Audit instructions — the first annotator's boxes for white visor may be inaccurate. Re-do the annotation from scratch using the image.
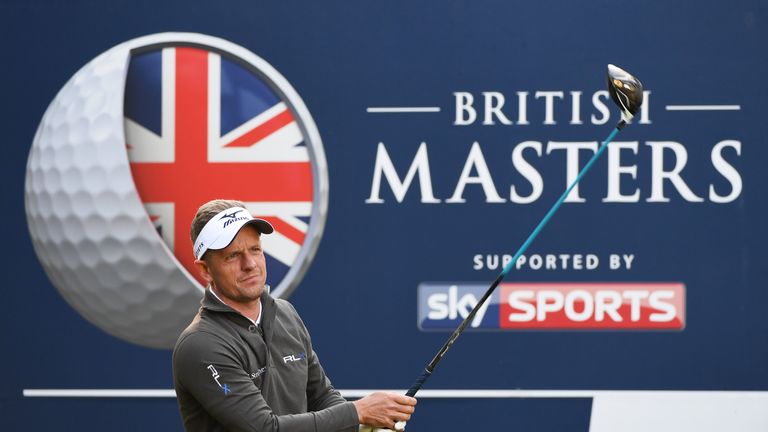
[193,207,274,260]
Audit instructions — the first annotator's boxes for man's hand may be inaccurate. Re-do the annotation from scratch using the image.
[359,423,406,432]
[353,391,416,430]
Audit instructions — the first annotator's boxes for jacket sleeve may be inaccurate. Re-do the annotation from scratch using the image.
[285,303,359,430]
[173,330,359,432]
[305,348,349,411]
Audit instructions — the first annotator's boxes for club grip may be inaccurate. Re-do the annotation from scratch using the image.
[405,369,432,397]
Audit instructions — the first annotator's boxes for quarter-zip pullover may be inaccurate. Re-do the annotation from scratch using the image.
[173,289,359,431]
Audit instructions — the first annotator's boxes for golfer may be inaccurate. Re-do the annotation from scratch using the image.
[173,199,416,431]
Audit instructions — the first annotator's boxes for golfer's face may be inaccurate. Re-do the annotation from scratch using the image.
[207,225,267,304]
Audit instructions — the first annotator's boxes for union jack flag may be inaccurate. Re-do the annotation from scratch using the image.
[124,46,314,289]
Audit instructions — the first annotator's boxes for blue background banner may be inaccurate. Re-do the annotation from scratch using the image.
[2,1,766,430]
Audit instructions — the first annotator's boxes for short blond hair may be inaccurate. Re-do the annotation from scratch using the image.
[190,199,246,245]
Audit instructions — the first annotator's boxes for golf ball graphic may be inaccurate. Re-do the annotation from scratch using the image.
[24,33,328,349]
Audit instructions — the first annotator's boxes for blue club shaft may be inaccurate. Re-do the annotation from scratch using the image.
[405,120,626,398]
[500,123,624,278]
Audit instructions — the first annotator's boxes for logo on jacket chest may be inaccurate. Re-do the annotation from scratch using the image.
[282,352,306,364]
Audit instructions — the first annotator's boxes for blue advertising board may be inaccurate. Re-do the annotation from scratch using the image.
[2,1,766,431]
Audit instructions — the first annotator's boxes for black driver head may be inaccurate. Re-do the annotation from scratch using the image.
[607,64,644,121]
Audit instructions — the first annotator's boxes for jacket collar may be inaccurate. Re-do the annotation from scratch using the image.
[202,287,277,338]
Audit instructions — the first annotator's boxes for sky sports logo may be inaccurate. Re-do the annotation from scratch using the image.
[418,283,685,330]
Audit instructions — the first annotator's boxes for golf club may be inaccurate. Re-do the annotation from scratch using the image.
[403,64,645,399]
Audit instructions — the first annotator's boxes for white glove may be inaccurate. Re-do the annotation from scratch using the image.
[359,421,406,432]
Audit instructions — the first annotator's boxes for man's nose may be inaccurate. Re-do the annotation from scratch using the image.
[242,253,257,270]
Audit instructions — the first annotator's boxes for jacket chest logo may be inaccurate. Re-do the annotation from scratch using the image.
[282,352,306,364]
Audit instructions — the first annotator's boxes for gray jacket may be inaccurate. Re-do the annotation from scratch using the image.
[173,289,359,432]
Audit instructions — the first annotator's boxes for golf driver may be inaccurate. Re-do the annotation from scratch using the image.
[403,64,645,401]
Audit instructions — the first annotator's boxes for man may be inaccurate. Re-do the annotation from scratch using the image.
[173,199,416,431]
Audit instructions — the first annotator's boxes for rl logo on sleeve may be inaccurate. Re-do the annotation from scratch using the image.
[207,364,231,395]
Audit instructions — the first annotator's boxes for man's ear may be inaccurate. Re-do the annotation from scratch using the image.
[194,258,214,284]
